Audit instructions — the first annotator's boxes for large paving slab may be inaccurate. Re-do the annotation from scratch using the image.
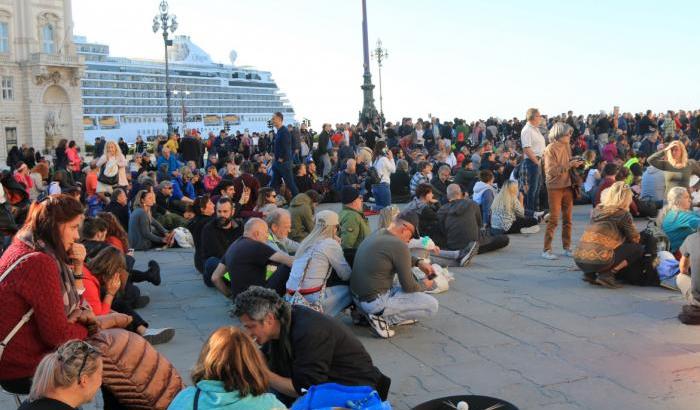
[3,204,699,409]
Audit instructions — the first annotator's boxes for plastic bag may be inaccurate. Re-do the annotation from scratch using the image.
[291,383,391,410]
[173,227,194,248]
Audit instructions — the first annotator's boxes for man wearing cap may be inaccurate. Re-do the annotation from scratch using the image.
[339,186,370,266]
[350,210,439,338]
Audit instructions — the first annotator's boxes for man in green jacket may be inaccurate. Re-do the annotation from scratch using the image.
[339,186,370,267]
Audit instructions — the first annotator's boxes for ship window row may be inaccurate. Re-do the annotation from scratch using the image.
[81,89,280,100]
[83,107,292,115]
[81,80,276,96]
[83,98,285,108]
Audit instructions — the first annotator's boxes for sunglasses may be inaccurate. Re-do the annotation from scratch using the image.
[58,341,99,381]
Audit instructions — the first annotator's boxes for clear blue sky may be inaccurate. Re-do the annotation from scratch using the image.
[73,0,699,126]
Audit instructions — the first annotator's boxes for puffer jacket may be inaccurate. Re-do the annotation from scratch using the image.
[289,193,314,242]
[436,198,481,250]
[89,328,184,410]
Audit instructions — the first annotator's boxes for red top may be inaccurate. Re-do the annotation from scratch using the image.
[13,172,33,194]
[82,266,110,316]
[85,171,98,196]
[0,241,88,380]
[106,235,126,253]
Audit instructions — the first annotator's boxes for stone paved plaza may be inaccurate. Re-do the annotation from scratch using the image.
[3,204,700,409]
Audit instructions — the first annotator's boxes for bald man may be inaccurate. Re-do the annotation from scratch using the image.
[212,218,294,298]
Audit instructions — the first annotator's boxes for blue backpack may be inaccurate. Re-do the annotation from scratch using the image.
[291,383,391,410]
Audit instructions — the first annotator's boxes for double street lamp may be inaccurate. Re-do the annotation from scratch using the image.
[371,39,388,132]
[152,0,178,136]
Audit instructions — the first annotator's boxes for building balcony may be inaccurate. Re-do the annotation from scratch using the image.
[26,52,84,68]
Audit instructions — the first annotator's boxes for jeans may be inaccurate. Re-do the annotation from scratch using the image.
[372,182,391,210]
[410,248,461,267]
[271,160,299,196]
[290,285,352,317]
[522,158,541,217]
[544,187,574,252]
[677,274,700,306]
[355,285,438,325]
[320,153,332,178]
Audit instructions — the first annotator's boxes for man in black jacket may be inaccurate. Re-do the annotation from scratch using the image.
[201,197,244,287]
[314,123,332,178]
[234,286,391,405]
[179,131,202,167]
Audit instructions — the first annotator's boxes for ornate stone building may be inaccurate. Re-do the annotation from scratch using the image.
[0,0,84,163]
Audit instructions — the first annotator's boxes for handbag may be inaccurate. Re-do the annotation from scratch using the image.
[98,161,119,186]
[287,257,332,313]
[0,252,40,361]
[569,167,583,200]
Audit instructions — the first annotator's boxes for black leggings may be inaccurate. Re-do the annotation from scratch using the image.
[506,216,539,233]
[577,243,644,274]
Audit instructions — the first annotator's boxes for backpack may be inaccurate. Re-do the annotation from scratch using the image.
[641,220,670,254]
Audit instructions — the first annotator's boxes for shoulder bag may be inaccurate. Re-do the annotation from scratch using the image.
[287,256,332,313]
[0,252,40,361]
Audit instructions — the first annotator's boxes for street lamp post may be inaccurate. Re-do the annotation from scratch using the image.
[152,0,178,136]
[173,89,190,135]
[359,0,378,126]
[371,39,388,133]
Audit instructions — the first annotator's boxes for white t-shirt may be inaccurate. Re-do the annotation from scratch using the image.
[373,156,396,184]
[583,168,601,192]
[521,122,546,157]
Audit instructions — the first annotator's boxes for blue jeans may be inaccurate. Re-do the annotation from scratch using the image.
[354,285,439,326]
[372,182,391,210]
[271,160,299,196]
[286,285,352,317]
[522,158,541,217]
[203,256,221,288]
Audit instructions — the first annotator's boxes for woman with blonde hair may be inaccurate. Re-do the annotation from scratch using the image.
[285,210,352,317]
[648,140,700,194]
[491,180,540,234]
[95,140,128,203]
[167,326,285,410]
[573,182,643,288]
[22,340,103,409]
[657,186,700,253]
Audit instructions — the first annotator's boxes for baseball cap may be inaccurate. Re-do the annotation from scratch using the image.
[316,210,339,226]
[397,210,421,239]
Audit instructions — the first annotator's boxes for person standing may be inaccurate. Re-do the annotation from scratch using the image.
[315,123,333,178]
[542,122,583,260]
[270,112,299,196]
[520,108,547,218]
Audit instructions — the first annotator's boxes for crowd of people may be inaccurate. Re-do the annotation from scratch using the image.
[2,107,700,409]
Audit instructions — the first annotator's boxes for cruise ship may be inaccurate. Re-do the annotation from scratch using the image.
[74,35,295,143]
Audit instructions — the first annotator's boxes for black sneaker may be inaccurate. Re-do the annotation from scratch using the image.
[595,272,622,289]
[147,260,161,286]
[351,308,369,327]
[132,295,150,309]
[142,328,175,345]
[366,314,395,338]
[582,272,598,285]
[458,241,479,267]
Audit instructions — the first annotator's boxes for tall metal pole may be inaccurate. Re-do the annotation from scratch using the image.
[359,0,377,126]
[372,39,388,132]
[153,0,177,136]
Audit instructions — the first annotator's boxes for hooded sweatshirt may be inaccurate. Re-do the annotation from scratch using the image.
[167,380,285,410]
[472,181,496,205]
[289,193,314,242]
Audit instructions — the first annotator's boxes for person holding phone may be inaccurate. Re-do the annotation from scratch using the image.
[370,141,395,210]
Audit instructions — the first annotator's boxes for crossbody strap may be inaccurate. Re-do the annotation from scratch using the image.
[0,252,40,351]
[193,387,201,410]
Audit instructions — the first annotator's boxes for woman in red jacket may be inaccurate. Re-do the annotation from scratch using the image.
[0,195,96,394]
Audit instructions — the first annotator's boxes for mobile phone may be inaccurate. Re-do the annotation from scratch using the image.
[127,248,134,254]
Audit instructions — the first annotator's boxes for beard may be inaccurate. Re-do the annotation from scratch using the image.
[216,216,232,228]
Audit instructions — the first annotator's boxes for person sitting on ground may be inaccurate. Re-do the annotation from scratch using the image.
[266,208,299,255]
[254,187,278,217]
[389,159,411,203]
[437,183,509,254]
[156,146,181,178]
[170,167,196,204]
[582,159,606,204]
[233,287,391,405]
[472,169,498,227]
[339,186,370,266]
[233,161,262,218]
[574,182,643,288]
[202,197,245,287]
[648,140,700,195]
[430,165,452,204]
[19,340,102,410]
[350,210,439,338]
[289,190,321,242]
[658,186,700,253]
[593,163,620,207]
[285,210,352,317]
[677,229,700,308]
[491,180,541,234]
[104,188,130,232]
[128,189,175,251]
[211,218,294,299]
[409,161,433,197]
[294,163,313,194]
[167,326,286,410]
[203,164,222,194]
[453,158,479,195]
[403,183,442,240]
[84,246,175,345]
[187,195,216,274]
[153,181,188,229]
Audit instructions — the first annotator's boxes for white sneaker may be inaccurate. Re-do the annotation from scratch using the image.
[366,314,395,338]
[563,249,574,257]
[541,250,558,260]
[520,225,540,234]
[143,327,175,345]
[395,319,417,326]
[533,211,545,219]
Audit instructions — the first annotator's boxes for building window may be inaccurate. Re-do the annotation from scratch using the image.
[42,24,54,53]
[0,22,8,53]
[5,127,17,152]
[1,76,13,100]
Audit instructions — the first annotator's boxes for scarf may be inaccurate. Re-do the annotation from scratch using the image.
[17,230,82,316]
